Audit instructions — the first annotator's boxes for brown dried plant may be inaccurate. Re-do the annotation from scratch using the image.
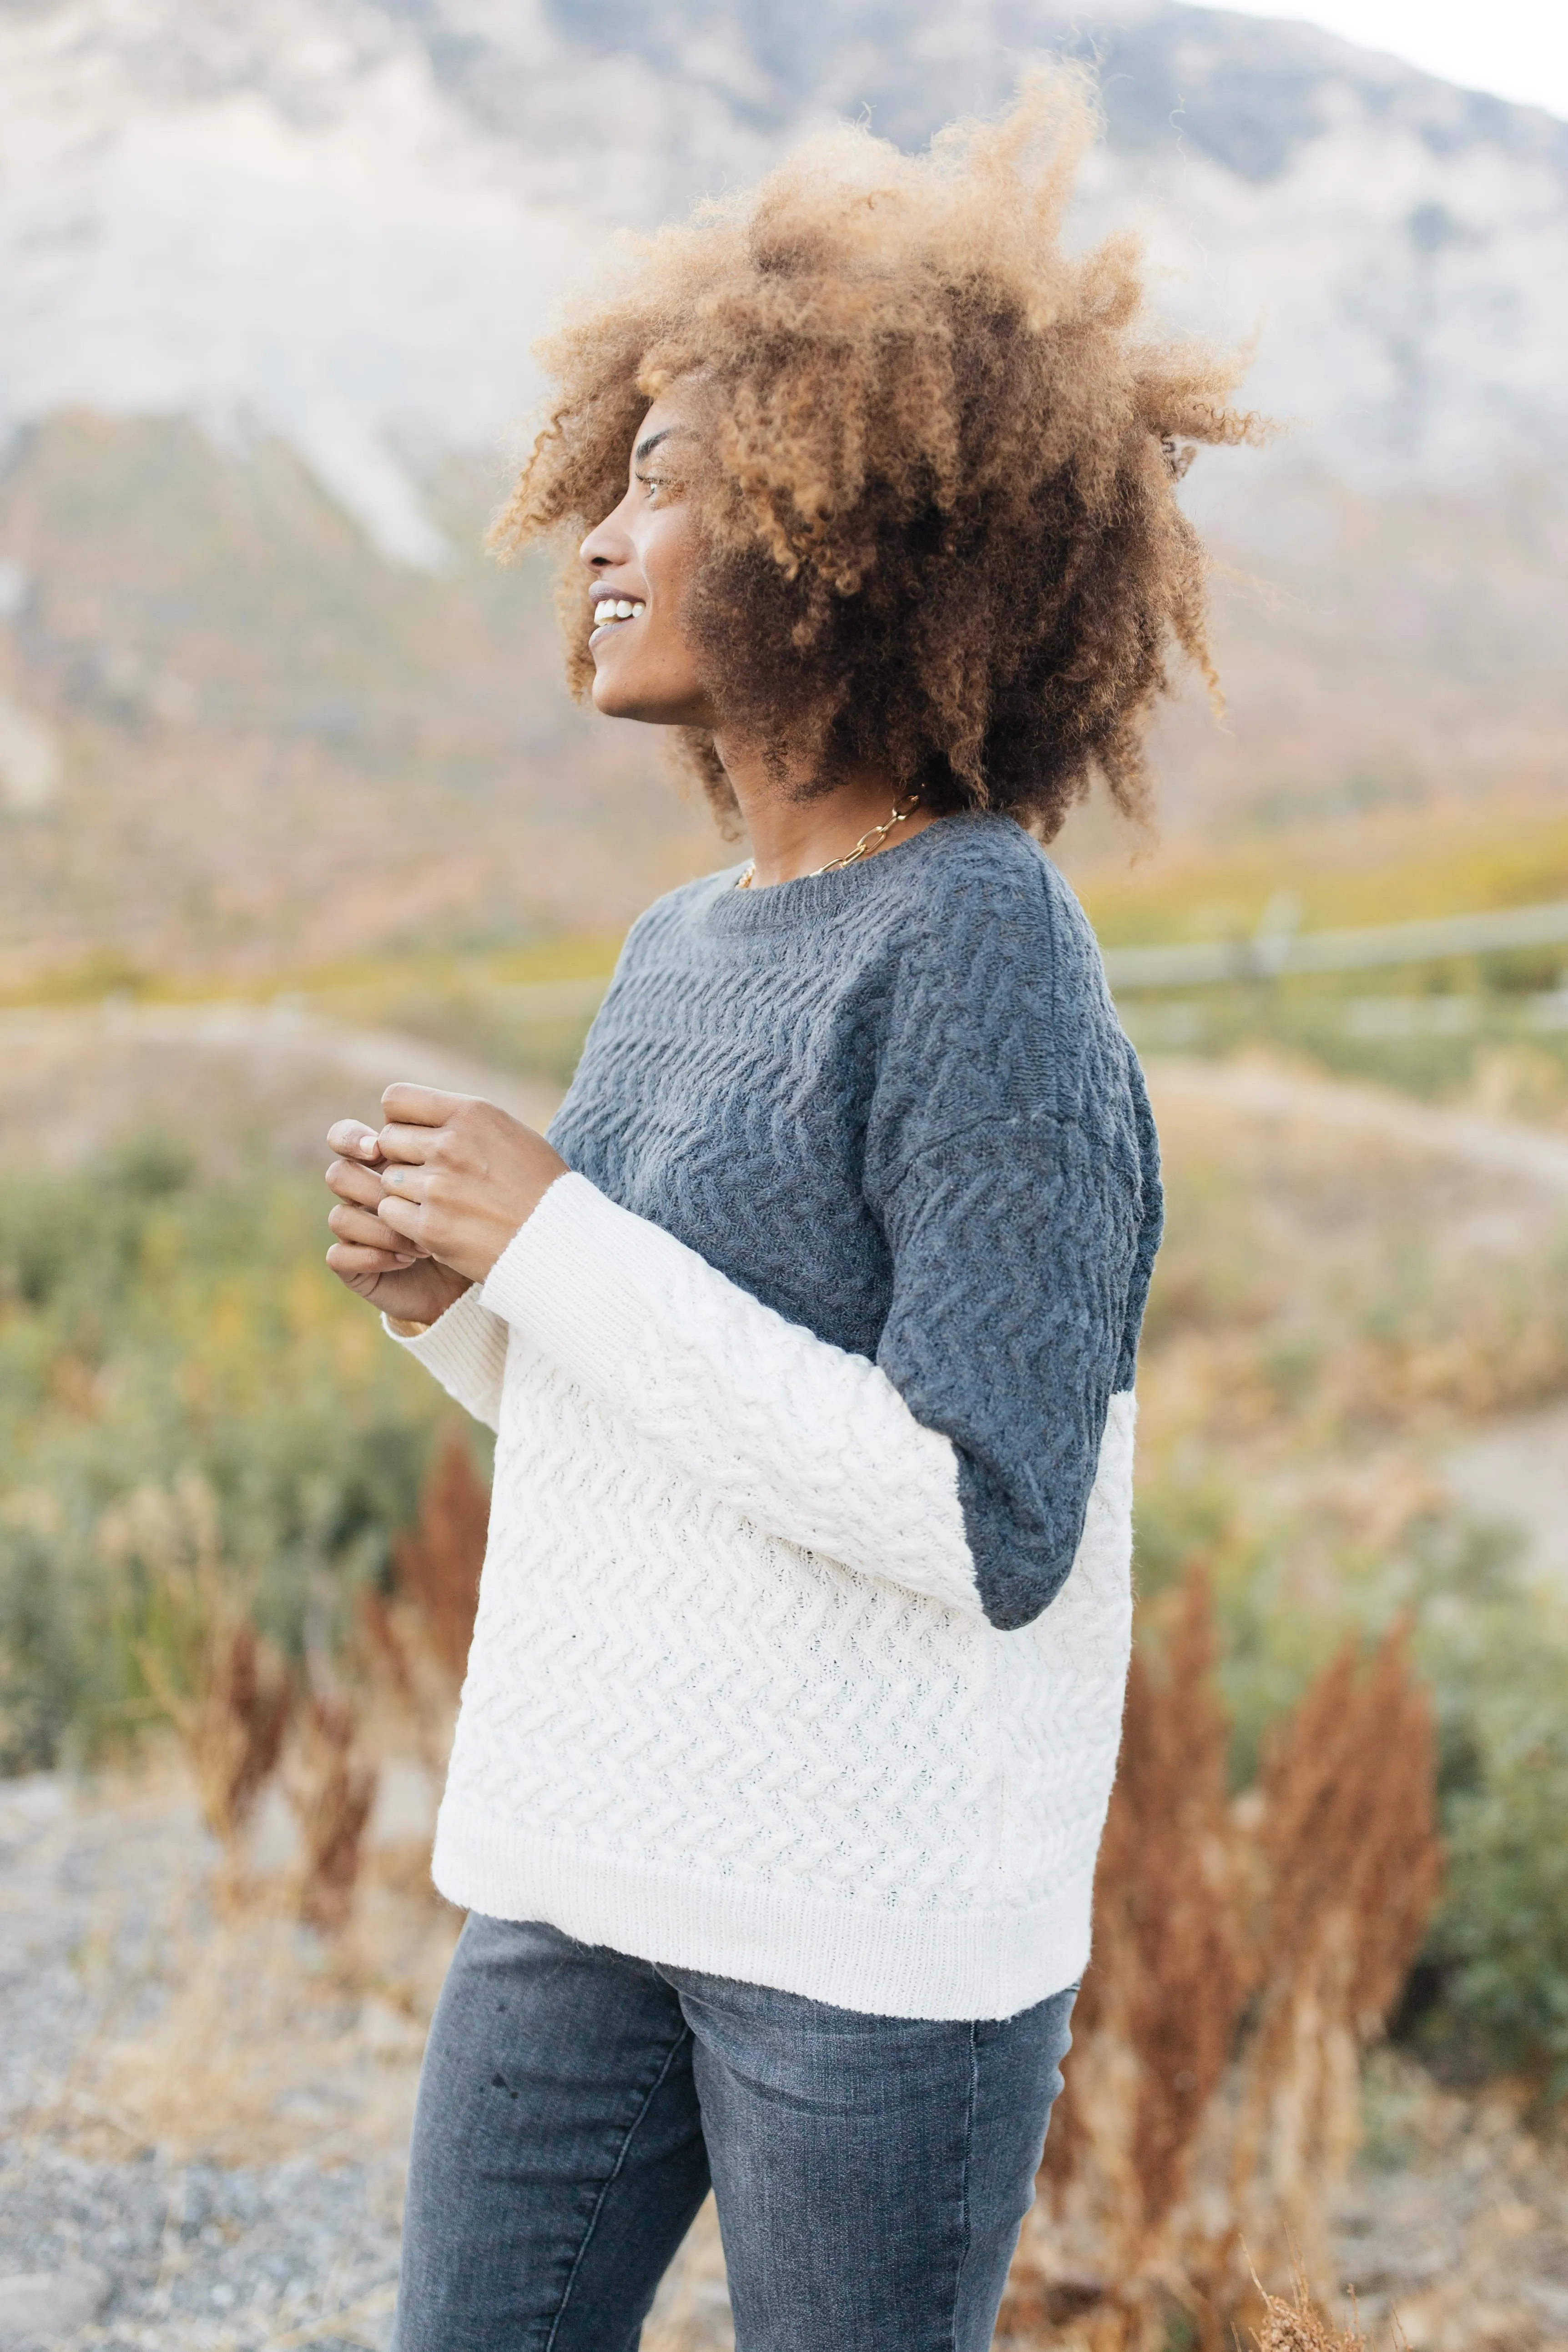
[1229,1626,1443,2286]
[144,1616,293,1903]
[356,1585,419,1713]
[395,1429,490,1682]
[1250,2259,1408,2352]
[285,1692,379,1935]
[122,1476,292,1903]
[1006,1565,1251,2348]
[358,1430,489,1769]
[1001,1587,1441,2352]
[385,1429,489,1682]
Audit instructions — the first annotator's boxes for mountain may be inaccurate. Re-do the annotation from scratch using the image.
[0,0,1565,971]
[0,415,719,968]
[6,0,1565,552]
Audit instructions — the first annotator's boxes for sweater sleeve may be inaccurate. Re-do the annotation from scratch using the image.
[383,1284,510,1434]
[481,1174,983,1618]
[870,1083,1150,1629]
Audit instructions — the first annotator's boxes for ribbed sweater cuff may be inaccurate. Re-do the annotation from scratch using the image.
[382,1282,508,1429]
[480,1172,661,1398]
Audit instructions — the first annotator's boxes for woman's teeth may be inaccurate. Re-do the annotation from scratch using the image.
[593,598,645,626]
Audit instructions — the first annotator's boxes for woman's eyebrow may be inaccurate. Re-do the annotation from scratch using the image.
[634,426,687,462]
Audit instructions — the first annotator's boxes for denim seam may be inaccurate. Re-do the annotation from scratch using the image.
[947,2021,981,2352]
[542,2024,694,2352]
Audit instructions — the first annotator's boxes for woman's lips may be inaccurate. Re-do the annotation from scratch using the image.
[590,594,646,649]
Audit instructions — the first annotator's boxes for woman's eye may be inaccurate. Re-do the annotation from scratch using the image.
[636,471,665,503]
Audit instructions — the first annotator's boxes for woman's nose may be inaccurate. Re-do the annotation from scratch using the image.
[579,504,634,570]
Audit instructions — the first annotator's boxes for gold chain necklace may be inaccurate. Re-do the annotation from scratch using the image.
[736,797,920,891]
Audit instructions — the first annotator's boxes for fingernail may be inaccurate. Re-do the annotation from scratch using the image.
[361,1135,379,1155]
[394,1254,415,1267]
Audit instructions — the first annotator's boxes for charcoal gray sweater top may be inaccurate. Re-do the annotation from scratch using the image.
[395,812,1162,2019]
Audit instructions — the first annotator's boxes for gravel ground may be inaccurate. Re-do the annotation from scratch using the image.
[0,1774,409,2352]
[0,2144,402,2352]
[0,1770,727,2352]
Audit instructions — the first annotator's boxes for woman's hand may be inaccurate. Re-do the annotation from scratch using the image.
[330,1083,569,1296]
[325,1122,473,1327]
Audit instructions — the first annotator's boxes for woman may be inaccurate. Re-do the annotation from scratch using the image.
[324,74,1253,2352]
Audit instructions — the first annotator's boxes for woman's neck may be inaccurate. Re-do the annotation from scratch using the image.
[714,732,941,887]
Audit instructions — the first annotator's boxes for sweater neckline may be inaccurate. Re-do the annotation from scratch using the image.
[699,811,1018,934]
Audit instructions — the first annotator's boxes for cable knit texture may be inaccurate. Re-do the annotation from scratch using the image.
[393,814,1162,2019]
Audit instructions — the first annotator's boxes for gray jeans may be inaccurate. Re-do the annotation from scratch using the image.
[392,1913,1075,2352]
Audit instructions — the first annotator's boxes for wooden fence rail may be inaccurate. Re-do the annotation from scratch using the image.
[475,899,1568,1017]
[1101,897,1568,992]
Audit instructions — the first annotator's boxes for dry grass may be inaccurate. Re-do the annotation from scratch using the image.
[122,1476,294,1903]
[1250,2264,1406,2352]
[392,1428,489,1685]
[143,1617,291,1889]
[1067,797,1568,950]
[358,1427,490,1786]
[127,1440,483,1938]
[1129,1062,1568,1801]
[1035,1571,1248,2279]
[1139,1079,1568,1455]
[1230,1629,1442,2281]
[285,1693,378,1935]
[358,1428,489,1748]
[19,1765,457,2173]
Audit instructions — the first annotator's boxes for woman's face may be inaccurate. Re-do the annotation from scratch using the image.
[578,388,719,730]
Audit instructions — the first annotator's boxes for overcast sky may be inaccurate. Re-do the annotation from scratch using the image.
[1183,0,1568,120]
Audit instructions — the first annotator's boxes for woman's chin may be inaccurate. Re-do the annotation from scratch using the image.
[590,668,707,728]
[592,679,655,721]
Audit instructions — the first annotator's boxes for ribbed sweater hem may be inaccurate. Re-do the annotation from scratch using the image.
[431,1801,1090,2023]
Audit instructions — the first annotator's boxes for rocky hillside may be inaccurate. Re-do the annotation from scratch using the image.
[5,0,1564,549]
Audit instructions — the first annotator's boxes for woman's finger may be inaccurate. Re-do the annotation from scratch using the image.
[325,1157,386,1207]
[375,1122,442,1166]
[375,1194,425,1244]
[377,1161,430,1204]
[329,1202,423,1257]
[381,1083,470,1130]
[327,1119,384,1163]
[326,1239,416,1274]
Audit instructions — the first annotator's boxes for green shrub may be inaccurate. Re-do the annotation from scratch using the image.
[1417,1596,1568,2092]
[0,1142,474,1770]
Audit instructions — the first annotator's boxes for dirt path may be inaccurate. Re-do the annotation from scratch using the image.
[1145,1053,1568,1199]
[0,1001,561,1176]
[1146,1055,1568,1600]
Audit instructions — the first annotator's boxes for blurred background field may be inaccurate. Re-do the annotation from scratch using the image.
[4,0,1568,2346]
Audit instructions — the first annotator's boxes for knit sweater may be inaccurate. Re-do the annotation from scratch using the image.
[393,812,1162,2020]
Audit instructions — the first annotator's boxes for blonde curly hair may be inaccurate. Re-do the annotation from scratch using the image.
[491,70,1260,840]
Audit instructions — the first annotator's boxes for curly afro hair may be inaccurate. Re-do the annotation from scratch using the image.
[490,69,1261,841]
